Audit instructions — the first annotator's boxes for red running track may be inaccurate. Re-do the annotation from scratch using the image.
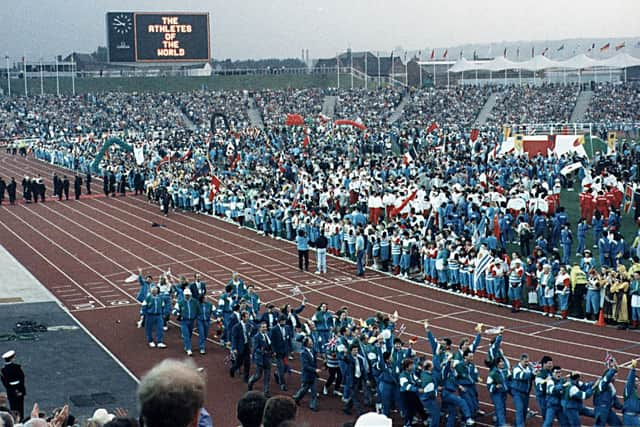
[0,153,638,426]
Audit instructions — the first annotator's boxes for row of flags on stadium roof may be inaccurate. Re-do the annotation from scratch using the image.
[419,41,640,61]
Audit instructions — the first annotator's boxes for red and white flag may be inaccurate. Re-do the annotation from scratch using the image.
[470,128,480,142]
[426,122,439,134]
[403,152,413,165]
[208,175,222,201]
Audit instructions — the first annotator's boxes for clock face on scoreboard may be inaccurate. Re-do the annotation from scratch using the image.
[111,13,133,34]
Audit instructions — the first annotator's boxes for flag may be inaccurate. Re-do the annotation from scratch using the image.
[607,131,617,150]
[557,44,565,51]
[230,153,241,170]
[493,213,500,239]
[600,43,610,52]
[208,175,222,201]
[459,50,463,59]
[516,47,520,59]
[623,185,634,214]
[530,361,542,371]
[503,125,511,141]
[615,42,625,51]
[325,335,337,349]
[604,351,616,367]
[473,50,477,60]
[542,47,549,56]
[430,49,434,60]
[470,128,480,142]
[403,152,413,165]
[426,122,439,133]
[503,47,507,58]
[588,43,596,52]
[531,46,535,57]
[178,149,192,162]
[443,49,448,59]
[390,190,418,218]
[473,252,493,290]
[133,145,145,166]
[302,134,310,148]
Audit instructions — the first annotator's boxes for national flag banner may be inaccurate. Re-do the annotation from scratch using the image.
[560,162,583,176]
[430,49,435,59]
[470,128,480,142]
[208,175,222,201]
[133,145,145,166]
[607,131,617,150]
[615,42,625,51]
[230,153,241,170]
[403,152,413,165]
[503,125,511,141]
[542,47,549,56]
[557,44,565,51]
[178,149,192,162]
[604,351,617,367]
[516,47,520,59]
[530,361,542,371]
[623,185,634,214]
[426,122,439,133]
[390,189,418,218]
[302,134,310,148]
[531,46,535,57]
[443,49,448,59]
[493,213,500,239]
[124,273,138,283]
[503,47,507,58]
[473,252,493,290]
[325,336,337,349]
[600,43,610,52]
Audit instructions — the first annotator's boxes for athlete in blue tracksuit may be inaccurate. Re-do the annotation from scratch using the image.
[139,286,166,347]
[374,351,397,417]
[511,354,534,427]
[441,358,475,427]
[623,360,640,427]
[577,219,589,255]
[487,358,510,427]
[419,359,441,427]
[562,373,594,427]
[197,298,214,354]
[593,366,623,427]
[542,366,569,427]
[534,356,554,419]
[560,225,573,266]
[173,288,201,355]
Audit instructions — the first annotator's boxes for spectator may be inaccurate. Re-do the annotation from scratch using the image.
[261,396,297,427]
[137,359,206,427]
[236,391,266,427]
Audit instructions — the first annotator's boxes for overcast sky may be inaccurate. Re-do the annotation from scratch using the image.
[2,0,639,60]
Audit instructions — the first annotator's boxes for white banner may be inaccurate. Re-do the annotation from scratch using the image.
[134,146,145,166]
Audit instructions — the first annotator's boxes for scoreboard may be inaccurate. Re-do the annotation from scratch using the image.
[107,12,210,63]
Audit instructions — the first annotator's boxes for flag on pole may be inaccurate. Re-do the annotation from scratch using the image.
[531,46,535,57]
[615,42,625,51]
[516,47,520,59]
[603,351,616,367]
[557,44,565,51]
[588,43,596,52]
[542,47,549,56]
[302,134,310,149]
[503,47,507,58]
[426,122,439,134]
[403,152,413,165]
[623,185,634,214]
[600,43,610,52]
[390,190,418,218]
[430,49,434,60]
[208,175,222,201]
[230,153,241,170]
[470,128,480,142]
[442,49,448,59]
[493,213,500,239]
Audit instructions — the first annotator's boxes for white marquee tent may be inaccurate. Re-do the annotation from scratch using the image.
[447,52,640,73]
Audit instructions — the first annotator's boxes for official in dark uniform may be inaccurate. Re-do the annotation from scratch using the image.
[102,173,109,197]
[118,174,126,197]
[7,178,17,205]
[52,173,60,198]
[85,171,92,194]
[293,336,320,411]
[1,350,25,421]
[61,176,70,200]
[0,177,6,205]
[108,171,116,197]
[74,174,82,200]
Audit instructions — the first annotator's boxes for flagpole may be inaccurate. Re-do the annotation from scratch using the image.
[39,56,44,95]
[23,54,27,96]
[4,55,10,97]
[404,55,408,87]
[55,56,60,96]
[377,51,380,88]
[364,51,368,90]
[419,62,423,88]
[336,53,340,89]
[350,49,353,89]
[71,55,76,95]
[433,63,436,87]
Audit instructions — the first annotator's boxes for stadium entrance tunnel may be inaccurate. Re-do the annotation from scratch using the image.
[91,136,133,174]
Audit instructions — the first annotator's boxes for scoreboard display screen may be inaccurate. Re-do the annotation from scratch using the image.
[107,12,210,63]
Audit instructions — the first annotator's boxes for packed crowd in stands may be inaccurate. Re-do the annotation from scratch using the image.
[487,84,580,126]
[2,83,640,426]
[584,82,640,124]
[334,88,404,127]
[401,86,491,127]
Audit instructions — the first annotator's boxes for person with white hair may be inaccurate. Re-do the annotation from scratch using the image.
[138,359,206,427]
